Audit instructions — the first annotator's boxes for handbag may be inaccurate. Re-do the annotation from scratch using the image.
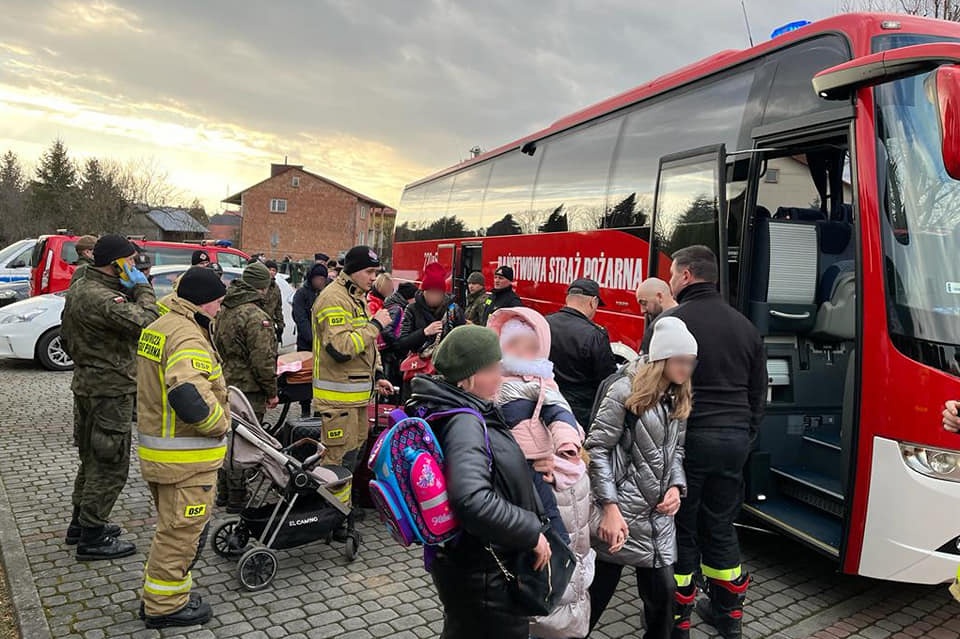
[487,526,577,617]
[400,351,436,381]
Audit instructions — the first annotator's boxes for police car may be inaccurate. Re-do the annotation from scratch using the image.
[0,266,297,371]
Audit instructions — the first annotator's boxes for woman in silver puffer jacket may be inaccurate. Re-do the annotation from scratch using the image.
[585,316,698,639]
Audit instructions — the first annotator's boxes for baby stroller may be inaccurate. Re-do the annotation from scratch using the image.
[211,387,360,591]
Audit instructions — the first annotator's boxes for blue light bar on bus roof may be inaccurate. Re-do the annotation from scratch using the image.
[771,20,810,39]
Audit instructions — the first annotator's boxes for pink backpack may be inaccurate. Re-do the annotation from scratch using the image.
[367,407,488,547]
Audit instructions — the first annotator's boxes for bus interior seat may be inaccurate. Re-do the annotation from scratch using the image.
[813,264,855,341]
[756,205,771,219]
[749,218,819,335]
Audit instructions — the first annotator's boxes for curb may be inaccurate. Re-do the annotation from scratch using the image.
[0,470,52,639]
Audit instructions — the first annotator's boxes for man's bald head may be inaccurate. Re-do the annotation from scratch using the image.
[636,277,676,319]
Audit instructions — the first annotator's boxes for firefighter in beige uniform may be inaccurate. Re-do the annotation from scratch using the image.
[136,267,229,629]
[312,245,393,470]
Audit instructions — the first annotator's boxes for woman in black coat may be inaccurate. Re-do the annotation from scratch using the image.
[396,262,465,357]
[407,325,552,639]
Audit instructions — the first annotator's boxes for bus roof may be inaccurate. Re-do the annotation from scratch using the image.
[405,12,952,190]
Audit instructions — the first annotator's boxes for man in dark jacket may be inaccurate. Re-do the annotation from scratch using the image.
[478,265,523,325]
[61,234,159,560]
[380,282,418,389]
[406,326,545,639]
[546,278,617,429]
[637,277,679,354]
[292,262,328,352]
[666,245,766,639]
[397,263,465,359]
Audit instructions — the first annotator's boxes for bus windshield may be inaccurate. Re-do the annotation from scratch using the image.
[876,34,960,347]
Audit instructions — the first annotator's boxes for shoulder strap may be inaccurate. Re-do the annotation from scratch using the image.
[425,407,493,472]
[531,379,547,423]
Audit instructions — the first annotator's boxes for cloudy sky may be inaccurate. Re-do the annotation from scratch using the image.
[0,0,844,211]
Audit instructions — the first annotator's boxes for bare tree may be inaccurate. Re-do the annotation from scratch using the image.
[121,157,182,206]
[840,0,960,20]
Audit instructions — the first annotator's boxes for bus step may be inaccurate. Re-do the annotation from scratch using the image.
[742,497,841,558]
[802,430,841,452]
[770,466,844,517]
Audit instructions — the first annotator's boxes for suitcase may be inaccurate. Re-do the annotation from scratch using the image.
[352,400,398,508]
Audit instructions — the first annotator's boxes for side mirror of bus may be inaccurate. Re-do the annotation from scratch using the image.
[927,65,960,181]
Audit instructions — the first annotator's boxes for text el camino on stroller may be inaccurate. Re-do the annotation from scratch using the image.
[211,387,360,590]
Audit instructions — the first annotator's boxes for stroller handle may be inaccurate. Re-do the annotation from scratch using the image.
[286,437,326,470]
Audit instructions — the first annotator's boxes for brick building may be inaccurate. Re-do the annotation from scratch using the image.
[224,163,396,262]
[206,210,242,246]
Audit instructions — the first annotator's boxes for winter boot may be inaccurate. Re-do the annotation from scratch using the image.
[65,507,122,545]
[75,526,136,561]
[144,595,212,629]
[696,574,750,639]
[140,593,202,620]
[671,583,697,639]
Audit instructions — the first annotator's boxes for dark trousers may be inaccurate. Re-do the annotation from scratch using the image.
[675,428,751,577]
[589,560,675,639]
[71,394,134,528]
[431,552,529,639]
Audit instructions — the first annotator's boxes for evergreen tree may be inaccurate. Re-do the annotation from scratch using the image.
[28,139,79,231]
[539,204,568,233]
[0,151,29,243]
[187,197,209,226]
[78,158,128,233]
[486,213,522,236]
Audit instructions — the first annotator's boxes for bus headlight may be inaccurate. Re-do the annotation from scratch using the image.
[901,443,960,482]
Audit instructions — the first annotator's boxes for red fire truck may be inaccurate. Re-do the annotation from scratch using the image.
[392,13,960,583]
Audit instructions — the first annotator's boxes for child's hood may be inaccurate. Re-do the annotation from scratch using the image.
[487,307,552,359]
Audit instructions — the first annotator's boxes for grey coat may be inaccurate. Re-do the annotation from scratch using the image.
[585,370,687,568]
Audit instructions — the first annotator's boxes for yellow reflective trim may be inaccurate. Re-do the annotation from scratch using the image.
[701,564,742,581]
[312,388,370,403]
[157,302,170,316]
[138,445,226,464]
[166,349,211,373]
[675,573,693,588]
[349,332,364,354]
[144,572,192,595]
[195,404,224,434]
[317,306,348,319]
[137,329,166,362]
[332,483,351,504]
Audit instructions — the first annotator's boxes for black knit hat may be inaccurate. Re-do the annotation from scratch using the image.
[494,265,515,282]
[343,245,381,274]
[93,234,136,267]
[433,325,502,384]
[191,250,210,265]
[314,252,329,263]
[178,266,227,305]
[397,282,419,300]
[264,259,278,270]
[307,263,329,281]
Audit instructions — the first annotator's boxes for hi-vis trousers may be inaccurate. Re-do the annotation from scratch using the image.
[142,470,216,616]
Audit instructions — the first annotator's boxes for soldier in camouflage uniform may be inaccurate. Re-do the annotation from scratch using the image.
[212,262,278,511]
[68,235,98,287]
[464,271,487,324]
[61,234,159,560]
[263,260,285,343]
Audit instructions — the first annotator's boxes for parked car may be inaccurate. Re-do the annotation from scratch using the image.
[0,281,30,308]
[0,265,296,371]
[0,239,36,283]
[30,235,249,296]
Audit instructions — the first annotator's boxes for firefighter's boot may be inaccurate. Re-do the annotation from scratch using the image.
[144,595,212,629]
[671,583,697,639]
[696,574,750,639]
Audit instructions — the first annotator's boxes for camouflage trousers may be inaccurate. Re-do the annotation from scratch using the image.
[71,393,134,528]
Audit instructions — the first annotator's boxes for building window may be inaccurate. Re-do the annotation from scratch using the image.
[764,168,780,184]
[357,231,364,244]
[270,198,287,213]
[291,176,300,187]
[368,229,375,245]
[359,204,367,219]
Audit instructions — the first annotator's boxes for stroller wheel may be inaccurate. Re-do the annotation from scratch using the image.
[344,532,360,562]
[211,520,249,558]
[238,547,278,591]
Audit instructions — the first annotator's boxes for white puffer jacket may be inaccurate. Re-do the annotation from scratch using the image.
[530,472,596,639]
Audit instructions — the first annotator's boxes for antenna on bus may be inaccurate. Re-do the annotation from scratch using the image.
[741,0,755,47]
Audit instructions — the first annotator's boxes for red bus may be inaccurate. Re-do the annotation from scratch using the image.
[393,13,960,583]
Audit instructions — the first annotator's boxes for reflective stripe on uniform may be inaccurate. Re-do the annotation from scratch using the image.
[139,434,226,450]
[195,403,224,434]
[701,564,742,581]
[138,445,226,464]
[144,572,192,596]
[166,349,212,374]
[675,573,693,588]
[349,332,364,354]
[312,378,371,403]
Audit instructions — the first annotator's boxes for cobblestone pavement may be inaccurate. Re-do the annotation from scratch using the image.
[0,359,956,639]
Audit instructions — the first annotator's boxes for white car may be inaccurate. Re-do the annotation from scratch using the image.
[0,239,36,283]
[0,265,297,372]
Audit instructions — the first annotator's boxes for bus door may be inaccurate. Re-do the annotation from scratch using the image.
[737,123,857,562]
[456,244,483,307]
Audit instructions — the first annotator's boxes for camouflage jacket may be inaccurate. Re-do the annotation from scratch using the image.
[213,280,278,398]
[464,289,487,324]
[68,256,95,287]
[61,267,159,397]
[264,279,284,333]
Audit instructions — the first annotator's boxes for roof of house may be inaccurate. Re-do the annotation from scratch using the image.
[223,165,389,208]
[145,208,208,234]
[208,213,242,227]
